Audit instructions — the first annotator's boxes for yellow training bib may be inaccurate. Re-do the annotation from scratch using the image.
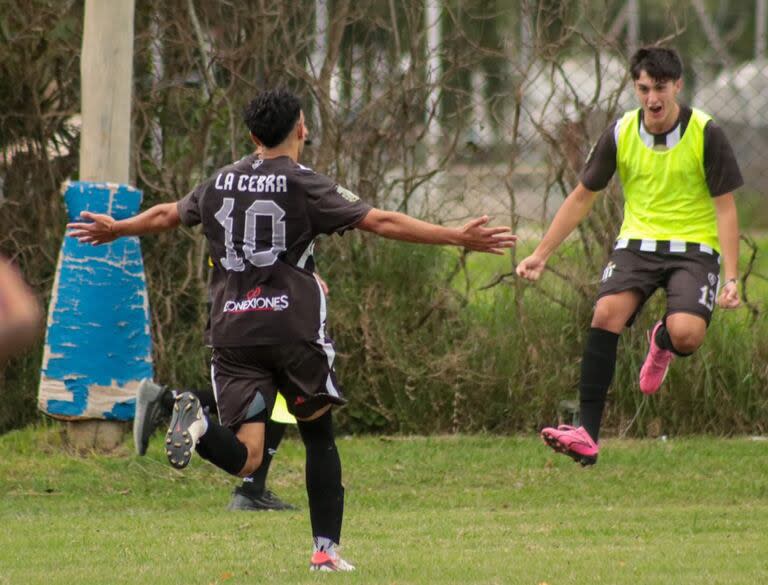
[271,392,296,424]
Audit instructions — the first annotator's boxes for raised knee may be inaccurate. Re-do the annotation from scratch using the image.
[669,330,704,354]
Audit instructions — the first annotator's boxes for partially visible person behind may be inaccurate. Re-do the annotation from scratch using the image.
[134,379,296,511]
[67,88,517,572]
[0,256,42,362]
[516,47,742,465]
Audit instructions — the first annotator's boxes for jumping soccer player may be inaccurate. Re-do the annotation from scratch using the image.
[67,88,517,571]
[516,47,742,465]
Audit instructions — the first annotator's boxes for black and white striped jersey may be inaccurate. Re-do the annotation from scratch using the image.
[581,106,743,197]
[178,154,371,346]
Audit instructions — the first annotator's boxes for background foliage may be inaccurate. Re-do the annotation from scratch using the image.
[1,0,766,435]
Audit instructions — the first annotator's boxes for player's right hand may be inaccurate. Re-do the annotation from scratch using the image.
[458,216,517,255]
[66,211,118,245]
[516,254,547,281]
[717,279,740,309]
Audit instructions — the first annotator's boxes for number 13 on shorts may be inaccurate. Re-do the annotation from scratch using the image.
[698,272,719,311]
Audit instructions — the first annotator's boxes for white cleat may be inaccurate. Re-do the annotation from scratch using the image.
[165,392,207,469]
[309,550,356,572]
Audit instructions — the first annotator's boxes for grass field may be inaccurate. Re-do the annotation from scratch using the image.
[1,427,768,585]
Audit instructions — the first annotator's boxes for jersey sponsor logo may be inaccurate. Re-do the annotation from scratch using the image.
[214,171,287,194]
[336,185,360,202]
[223,287,290,313]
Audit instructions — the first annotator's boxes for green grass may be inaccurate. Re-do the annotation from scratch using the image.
[2,427,768,584]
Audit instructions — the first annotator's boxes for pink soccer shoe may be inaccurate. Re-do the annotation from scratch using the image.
[541,425,599,466]
[639,321,675,395]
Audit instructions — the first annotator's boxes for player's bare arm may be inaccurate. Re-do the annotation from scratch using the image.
[516,182,598,281]
[356,208,517,255]
[66,202,181,245]
[0,257,42,361]
[713,193,740,308]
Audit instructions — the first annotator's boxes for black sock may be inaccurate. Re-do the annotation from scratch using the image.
[160,388,175,412]
[298,411,344,544]
[165,387,218,416]
[195,419,249,476]
[240,421,287,495]
[192,387,218,412]
[579,327,620,443]
[654,321,693,357]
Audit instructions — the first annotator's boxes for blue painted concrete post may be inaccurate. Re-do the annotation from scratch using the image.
[39,181,153,421]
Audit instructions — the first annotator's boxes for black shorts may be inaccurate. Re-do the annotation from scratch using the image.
[597,241,721,326]
[210,338,347,429]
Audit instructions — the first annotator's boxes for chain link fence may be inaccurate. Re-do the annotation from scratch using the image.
[1,0,766,434]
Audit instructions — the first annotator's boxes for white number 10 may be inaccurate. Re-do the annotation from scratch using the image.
[214,198,286,271]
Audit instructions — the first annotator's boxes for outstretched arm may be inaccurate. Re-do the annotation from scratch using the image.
[713,193,740,308]
[67,202,181,245]
[0,258,42,361]
[516,182,598,281]
[356,209,517,255]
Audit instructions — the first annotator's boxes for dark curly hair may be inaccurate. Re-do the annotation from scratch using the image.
[243,89,302,148]
[629,47,683,82]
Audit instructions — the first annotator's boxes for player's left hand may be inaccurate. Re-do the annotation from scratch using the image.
[717,279,740,309]
[66,211,118,245]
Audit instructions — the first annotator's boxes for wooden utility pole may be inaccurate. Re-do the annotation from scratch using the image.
[425,0,441,161]
[691,0,734,68]
[756,0,767,59]
[76,0,136,449]
[608,0,640,52]
[627,0,639,54]
[80,0,135,184]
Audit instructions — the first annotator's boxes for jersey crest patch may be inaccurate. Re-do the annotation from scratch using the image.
[337,185,360,202]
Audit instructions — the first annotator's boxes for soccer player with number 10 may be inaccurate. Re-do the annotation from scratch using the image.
[67,88,517,571]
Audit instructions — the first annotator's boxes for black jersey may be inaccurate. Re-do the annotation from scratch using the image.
[178,154,371,346]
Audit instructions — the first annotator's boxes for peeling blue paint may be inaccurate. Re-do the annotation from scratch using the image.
[40,181,153,421]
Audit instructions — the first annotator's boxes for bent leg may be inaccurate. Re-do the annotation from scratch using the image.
[240,420,287,493]
[196,419,264,477]
[662,251,719,355]
[581,290,643,442]
[665,312,707,355]
[297,408,344,548]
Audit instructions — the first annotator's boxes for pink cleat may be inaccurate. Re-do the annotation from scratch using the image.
[541,425,598,466]
[639,321,675,395]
